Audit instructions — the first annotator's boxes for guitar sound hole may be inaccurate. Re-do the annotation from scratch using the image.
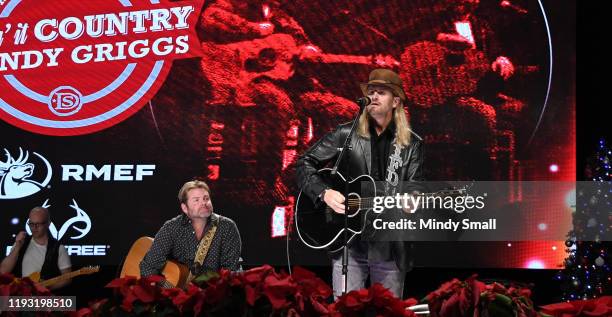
[258,48,278,63]
[243,48,278,73]
[446,52,466,66]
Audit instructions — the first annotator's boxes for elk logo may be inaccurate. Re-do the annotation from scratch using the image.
[26,199,91,240]
[0,148,52,199]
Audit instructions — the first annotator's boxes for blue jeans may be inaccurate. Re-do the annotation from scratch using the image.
[331,243,405,298]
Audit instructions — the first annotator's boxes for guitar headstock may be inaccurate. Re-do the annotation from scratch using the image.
[79,265,100,275]
[446,181,476,196]
[437,188,466,197]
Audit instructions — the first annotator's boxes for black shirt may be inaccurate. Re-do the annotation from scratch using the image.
[369,121,396,181]
[364,121,399,262]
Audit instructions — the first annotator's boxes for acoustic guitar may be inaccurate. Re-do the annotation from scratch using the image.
[295,168,466,252]
[120,236,190,288]
[28,266,99,288]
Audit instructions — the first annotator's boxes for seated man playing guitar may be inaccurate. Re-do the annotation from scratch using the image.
[296,69,425,299]
[140,180,242,288]
[0,206,72,290]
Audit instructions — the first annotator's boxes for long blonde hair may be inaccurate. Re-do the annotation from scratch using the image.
[357,99,412,147]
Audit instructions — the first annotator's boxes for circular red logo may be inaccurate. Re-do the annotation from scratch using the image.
[0,0,202,135]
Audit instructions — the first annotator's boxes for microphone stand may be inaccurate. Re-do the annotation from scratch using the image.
[330,99,367,295]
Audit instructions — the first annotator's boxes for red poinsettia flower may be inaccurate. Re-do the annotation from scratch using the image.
[167,283,204,314]
[426,278,463,317]
[283,266,333,315]
[481,281,537,317]
[465,275,487,310]
[106,275,138,288]
[426,278,462,302]
[242,265,274,284]
[428,275,536,317]
[263,273,298,309]
[106,274,166,312]
[229,273,244,287]
[245,284,259,306]
[506,286,532,299]
[121,287,139,311]
[292,266,333,299]
[329,283,416,317]
[486,281,508,294]
[160,286,183,301]
[3,276,52,297]
[0,284,10,297]
[203,278,230,306]
[0,273,15,297]
[308,293,330,314]
[72,307,93,317]
[438,289,463,317]
[0,273,15,285]
[404,297,418,307]
[131,277,163,304]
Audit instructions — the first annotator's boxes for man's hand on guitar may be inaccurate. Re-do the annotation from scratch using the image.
[323,189,346,214]
[491,56,515,80]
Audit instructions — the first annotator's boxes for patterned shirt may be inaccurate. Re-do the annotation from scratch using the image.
[140,213,241,284]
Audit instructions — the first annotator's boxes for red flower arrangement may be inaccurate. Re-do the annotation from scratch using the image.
[425,274,539,317]
[0,273,52,297]
[5,269,607,317]
[0,273,53,317]
[74,265,333,316]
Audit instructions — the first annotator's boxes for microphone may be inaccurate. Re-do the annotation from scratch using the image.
[356,96,371,108]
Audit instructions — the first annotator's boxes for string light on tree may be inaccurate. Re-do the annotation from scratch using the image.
[558,138,611,300]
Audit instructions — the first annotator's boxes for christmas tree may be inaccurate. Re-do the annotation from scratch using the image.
[557,138,612,300]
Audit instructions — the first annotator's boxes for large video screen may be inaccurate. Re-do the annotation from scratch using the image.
[0,0,575,269]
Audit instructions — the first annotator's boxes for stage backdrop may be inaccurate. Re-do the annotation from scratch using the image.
[0,0,575,269]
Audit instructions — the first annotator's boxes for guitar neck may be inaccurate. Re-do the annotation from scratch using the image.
[337,191,464,211]
[302,52,397,67]
[307,53,371,65]
[40,269,93,287]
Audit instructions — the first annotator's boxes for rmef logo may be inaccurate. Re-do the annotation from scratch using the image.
[0,0,203,135]
[0,146,157,199]
[0,147,52,199]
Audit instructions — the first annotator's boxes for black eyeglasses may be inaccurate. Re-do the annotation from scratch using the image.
[27,221,48,228]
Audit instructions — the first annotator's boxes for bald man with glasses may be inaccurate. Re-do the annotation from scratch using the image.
[0,207,72,290]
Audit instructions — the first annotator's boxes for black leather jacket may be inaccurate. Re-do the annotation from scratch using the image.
[296,121,425,271]
[296,121,425,202]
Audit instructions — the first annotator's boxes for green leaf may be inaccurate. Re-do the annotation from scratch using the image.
[132,302,149,315]
[484,294,515,317]
[193,271,220,284]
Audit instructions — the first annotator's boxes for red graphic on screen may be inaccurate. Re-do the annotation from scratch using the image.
[0,0,203,135]
[156,0,548,192]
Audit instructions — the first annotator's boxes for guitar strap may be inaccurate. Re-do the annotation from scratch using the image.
[384,141,404,195]
[187,214,219,283]
[363,142,405,240]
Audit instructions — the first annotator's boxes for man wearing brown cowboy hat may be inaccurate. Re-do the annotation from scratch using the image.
[296,68,425,298]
